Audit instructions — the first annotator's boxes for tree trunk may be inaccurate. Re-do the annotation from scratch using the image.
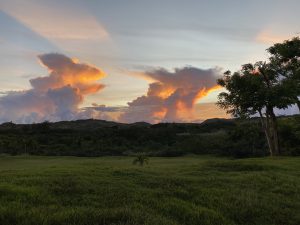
[296,98,300,113]
[271,114,280,155]
[266,107,280,156]
[258,110,275,156]
[259,67,281,155]
[258,108,280,156]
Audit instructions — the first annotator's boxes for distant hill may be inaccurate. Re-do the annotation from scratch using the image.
[0,115,298,157]
[50,119,125,130]
[0,118,233,131]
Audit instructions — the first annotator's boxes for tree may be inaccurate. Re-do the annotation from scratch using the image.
[217,37,300,156]
[217,63,281,156]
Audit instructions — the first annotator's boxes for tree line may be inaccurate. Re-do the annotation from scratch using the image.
[0,116,299,157]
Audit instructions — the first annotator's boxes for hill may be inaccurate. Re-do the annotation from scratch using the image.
[0,116,299,157]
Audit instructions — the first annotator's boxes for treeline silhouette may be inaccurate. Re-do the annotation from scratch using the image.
[0,116,299,158]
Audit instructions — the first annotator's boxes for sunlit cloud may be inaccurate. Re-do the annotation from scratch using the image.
[120,67,222,123]
[1,0,110,45]
[256,30,292,44]
[0,53,107,123]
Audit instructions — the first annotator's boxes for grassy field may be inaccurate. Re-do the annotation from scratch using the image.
[0,156,299,225]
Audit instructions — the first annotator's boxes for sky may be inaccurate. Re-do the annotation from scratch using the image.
[0,0,299,123]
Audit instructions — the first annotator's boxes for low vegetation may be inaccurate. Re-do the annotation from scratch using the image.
[132,154,149,166]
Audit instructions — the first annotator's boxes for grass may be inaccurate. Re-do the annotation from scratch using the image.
[0,155,299,225]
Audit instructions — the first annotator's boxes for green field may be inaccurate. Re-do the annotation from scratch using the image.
[0,156,299,225]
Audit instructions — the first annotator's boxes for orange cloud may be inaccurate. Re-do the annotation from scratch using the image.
[0,53,107,123]
[256,30,291,44]
[33,53,106,96]
[1,1,109,44]
[120,67,222,123]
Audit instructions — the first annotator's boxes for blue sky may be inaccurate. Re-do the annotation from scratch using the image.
[0,0,299,122]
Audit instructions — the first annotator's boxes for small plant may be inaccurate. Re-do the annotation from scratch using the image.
[132,154,149,166]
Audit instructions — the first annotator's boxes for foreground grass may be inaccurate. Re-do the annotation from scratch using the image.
[0,156,299,225]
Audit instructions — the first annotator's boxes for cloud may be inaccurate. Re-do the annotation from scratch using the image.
[120,67,221,123]
[33,53,105,94]
[87,104,127,113]
[77,105,127,122]
[0,53,106,123]
[256,30,292,44]
[1,1,109,42]
[192,102,230,123]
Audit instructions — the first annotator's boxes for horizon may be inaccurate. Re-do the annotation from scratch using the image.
[0,0,299,123]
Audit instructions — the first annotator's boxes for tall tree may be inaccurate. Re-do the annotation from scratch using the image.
[217,62,283,156]
[217,37,300,156]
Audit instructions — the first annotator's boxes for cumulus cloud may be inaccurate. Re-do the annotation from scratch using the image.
[120,67,221,123]
[0,55,225,124]
[0,53,106,123]
[77,105,127,122]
